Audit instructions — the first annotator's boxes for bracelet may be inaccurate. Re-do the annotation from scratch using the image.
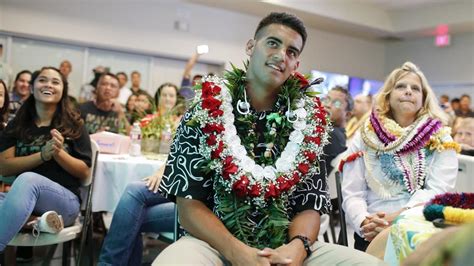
[290,235,312,259]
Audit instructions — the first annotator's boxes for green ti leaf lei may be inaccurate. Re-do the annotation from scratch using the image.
[209,62,307,248]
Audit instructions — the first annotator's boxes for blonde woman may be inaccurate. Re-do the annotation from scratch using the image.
[341,62,460,251]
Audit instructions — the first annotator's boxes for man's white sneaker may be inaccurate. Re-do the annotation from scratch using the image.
[33,211,64,235]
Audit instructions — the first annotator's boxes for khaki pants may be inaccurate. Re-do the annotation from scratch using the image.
[153,236,386,265]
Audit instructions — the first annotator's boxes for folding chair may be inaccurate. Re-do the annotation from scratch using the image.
[6,139,99,266]
[318,214,331,243]
[335,171,348,246]
[156,204,180,243]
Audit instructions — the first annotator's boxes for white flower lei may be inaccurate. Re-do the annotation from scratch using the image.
[192,76,331,207]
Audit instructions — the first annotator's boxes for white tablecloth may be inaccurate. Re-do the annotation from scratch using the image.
[92,153,166,212]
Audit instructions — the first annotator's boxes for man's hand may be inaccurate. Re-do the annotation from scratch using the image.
[229,246,273,266]
[257,240,307,266]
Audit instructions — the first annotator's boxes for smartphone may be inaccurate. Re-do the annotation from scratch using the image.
[197,45,209,55]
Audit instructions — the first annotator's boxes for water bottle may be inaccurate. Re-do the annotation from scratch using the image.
[159,123,172,154]
[129,122,142,156]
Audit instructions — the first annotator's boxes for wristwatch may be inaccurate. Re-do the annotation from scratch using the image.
[290,235,312,258]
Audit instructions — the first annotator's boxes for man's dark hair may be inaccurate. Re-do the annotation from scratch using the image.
[14,70,32,83]
[460,94,471,101]
[255,12,307,51]
[331,85,354,112]
[99,73,119,85]
[451,98,460,104]
[116,72,128,80]
[131,71,141,77]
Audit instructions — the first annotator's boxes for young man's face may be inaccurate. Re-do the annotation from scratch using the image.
[246,24,302,89]
[59,61,72,78]
[15,72,32,98]
[131,73,141,88]
[460,96,471,111]
[117,74,128,88]
[96,75,119,102]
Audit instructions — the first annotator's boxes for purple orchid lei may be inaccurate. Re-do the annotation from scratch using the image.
[371,113,441,194]
[370,112,396,144]
[398,118,442,154]
[371,113,442,153]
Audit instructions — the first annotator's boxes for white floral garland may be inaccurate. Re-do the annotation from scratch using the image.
[361,115,430,154]
[361,115,431,197]
[192,76,331,207]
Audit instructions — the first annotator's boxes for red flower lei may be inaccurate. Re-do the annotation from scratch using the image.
[193,77,330,206]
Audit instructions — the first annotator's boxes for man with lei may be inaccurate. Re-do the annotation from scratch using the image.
[155,12,382,265]
[340,61,461,252]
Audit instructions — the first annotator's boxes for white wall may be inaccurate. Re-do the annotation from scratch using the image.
[385,32,474,85]
[302,27,386,80]
[385,32,474,100]
[0,0,387,80]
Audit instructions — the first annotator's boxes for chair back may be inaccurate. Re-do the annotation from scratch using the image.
[335,171,348,246]
[77,139,99,265]
[157,204,181,243]
[455,154,474,193]
[82,139,99,187]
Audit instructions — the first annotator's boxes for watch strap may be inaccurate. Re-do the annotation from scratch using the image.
[290,235,312,258]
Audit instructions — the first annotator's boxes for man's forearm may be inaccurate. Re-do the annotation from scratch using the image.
[274,210,321,263]
[176,197,249,261]
[288,209,320,242]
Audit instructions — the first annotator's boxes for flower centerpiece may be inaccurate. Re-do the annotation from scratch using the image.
[186,63,331,248]
[139,112,177,153]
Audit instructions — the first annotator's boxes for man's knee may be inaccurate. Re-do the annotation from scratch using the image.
[153,236,224,265]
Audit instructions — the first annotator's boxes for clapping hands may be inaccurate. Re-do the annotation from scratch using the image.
[41,129,64,161]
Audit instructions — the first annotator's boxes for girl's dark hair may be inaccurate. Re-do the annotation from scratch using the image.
[125,94,137,113]
[8,67,84,140]
[0,79,9,130]
[136,90,155,113]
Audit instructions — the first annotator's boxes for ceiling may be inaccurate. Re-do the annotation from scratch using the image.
[186,0,474,40]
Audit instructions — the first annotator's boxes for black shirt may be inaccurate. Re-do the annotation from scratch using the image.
[323,127,347,175]
[455,109,474,118]
[79,101,120,134]
[0,121,92,196]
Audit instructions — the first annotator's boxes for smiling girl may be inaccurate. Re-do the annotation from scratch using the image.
[0,67,92,251]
